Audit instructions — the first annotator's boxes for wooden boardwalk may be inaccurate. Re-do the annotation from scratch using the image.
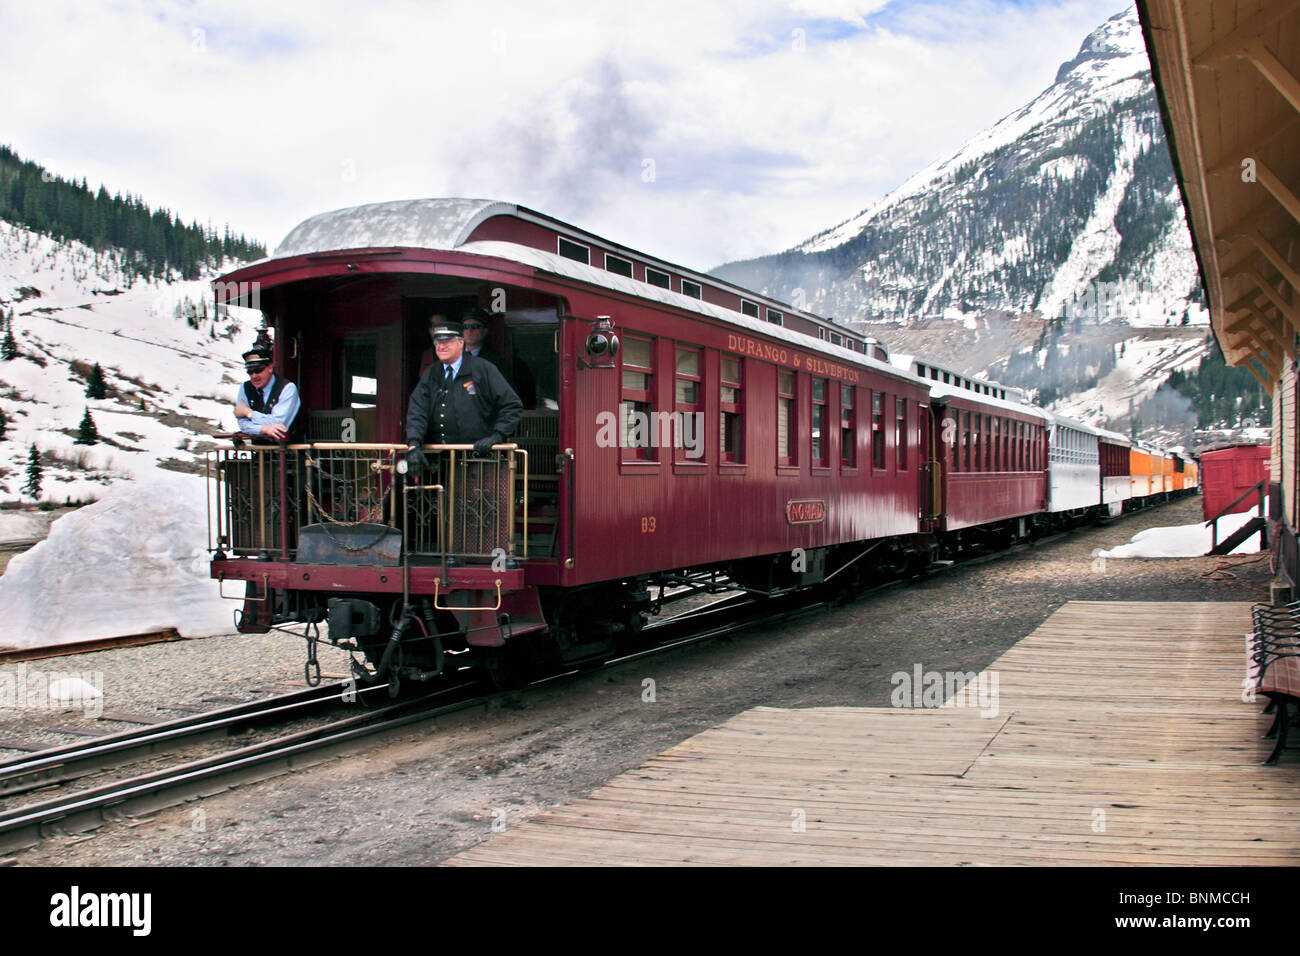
[446,601,1300,866]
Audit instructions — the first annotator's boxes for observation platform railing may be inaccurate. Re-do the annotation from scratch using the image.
[205,442,529,564]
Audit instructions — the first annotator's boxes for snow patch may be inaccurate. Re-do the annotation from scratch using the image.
[0,474,236,648]
[1098,508,1262,558]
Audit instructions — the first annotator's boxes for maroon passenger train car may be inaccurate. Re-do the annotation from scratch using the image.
[207,199,933,682]
[890,357,1051,549]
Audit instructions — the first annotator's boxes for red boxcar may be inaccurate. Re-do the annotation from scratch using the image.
[1200,444,1269,522]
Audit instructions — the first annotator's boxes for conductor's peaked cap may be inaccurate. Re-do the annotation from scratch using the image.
[431,319,464,339]
[243,347,272,370]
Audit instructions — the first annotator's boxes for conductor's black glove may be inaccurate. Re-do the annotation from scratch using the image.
[406,445,428,475]
[472,434,501,455]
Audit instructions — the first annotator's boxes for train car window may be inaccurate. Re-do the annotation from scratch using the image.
[895,397,908,471]
[871,392,885,469]
[557,237,590,265]
[605,253,633,277]
[980,415,989,471]
[720,356,743,463]
[840,384,855,468]
[830,332,842,346]
[343,339,377,408]
[767,309,783,326]
[740,300,759,318]
[620,336,655,461]
[777,370,796,466]
[961,410,971,471]
[675,346,703,463]
[680,279,702,299]
[811,378,828,466]
[645,267,671,289]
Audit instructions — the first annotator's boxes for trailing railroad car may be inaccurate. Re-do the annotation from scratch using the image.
[1044,412,1102,521]
[1129,442,1160,502]
[1097,428,1132,517]
[204,197,1200,686]
[891,356,1049,548]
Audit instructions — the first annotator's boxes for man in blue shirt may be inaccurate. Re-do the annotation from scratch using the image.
[234,346,301,442]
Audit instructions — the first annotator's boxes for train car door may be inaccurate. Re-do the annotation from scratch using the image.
[922,400,942,531]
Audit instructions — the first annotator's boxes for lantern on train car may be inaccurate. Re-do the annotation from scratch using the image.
[583,315,620,368]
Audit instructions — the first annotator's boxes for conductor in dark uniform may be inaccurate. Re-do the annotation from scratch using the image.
[405,317,523,473]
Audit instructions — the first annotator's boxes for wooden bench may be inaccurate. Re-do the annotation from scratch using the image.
[1250,601,1300,764]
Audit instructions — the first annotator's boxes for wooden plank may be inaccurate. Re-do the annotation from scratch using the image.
[448,601,1300,866]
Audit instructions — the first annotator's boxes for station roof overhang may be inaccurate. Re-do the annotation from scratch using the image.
[1139,0,1300,393]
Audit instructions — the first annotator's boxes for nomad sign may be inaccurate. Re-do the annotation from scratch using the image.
[725,334,861,384]
[786,499,826,524]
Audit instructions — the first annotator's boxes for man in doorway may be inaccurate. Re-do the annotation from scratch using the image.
[405,317,522,472]
[460,306,512,383]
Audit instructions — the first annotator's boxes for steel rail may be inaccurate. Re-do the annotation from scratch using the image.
[0,681,381,797]
[0,681,484,853]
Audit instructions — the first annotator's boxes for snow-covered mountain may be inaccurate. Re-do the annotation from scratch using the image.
[708,5,1234,443]
[0,219,253,504]
[712,6,1206,332]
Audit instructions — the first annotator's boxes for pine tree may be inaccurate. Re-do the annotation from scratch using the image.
[23,444,42,500]
[75,407,98,445]
[0,409,7,441]
[85,362,107,399]
[2,323,16,361]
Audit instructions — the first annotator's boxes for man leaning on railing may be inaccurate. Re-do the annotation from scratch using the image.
[404,316,523,473]
[233,344,302,443]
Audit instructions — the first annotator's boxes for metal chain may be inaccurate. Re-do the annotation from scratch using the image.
[304,621,321,687]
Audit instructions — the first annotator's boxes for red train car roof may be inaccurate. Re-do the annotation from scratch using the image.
[230,198,915,387]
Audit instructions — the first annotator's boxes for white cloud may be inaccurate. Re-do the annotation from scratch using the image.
[1,0,1132,268]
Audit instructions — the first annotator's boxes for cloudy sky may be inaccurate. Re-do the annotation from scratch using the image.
[2,0,1131,270]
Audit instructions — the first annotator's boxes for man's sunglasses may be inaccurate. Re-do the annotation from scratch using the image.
[462,323,485,331]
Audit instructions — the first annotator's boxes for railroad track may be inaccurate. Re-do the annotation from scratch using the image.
[0,590,833,855]
[0,681,379,798]
[0,680,485,854]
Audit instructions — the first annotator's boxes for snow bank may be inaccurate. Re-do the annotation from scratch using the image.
[0,473,236,648]
[1098,508,1262,559]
